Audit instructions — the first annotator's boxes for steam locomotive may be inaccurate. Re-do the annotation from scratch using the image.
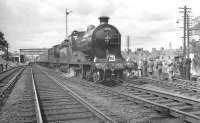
[37,16,125,82]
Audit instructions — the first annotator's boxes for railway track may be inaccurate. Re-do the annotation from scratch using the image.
[0,67,21,83]
[129,77,200,99]
[122,82,200,123]
[29,65,124,123]
[72,79,200,123]
[35,65,182,122]
[37,65,200,123]
[0,66,25,106]
[0,67,14,74]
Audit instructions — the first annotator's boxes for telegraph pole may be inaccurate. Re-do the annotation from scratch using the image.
[6,42,8,70]
[66,9,72,38]
[127,36,130,55]
[183,6,187,57]
[179,6,191,58]
[179,5,192,80]
[187,14,191,58]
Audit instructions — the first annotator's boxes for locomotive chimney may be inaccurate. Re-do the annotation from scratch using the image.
[99,16,109,24]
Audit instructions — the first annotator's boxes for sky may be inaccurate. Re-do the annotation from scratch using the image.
[0,0,200,52]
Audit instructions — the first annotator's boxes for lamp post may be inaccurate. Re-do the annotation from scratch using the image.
[66,9,72,38]
[5,41,8,70]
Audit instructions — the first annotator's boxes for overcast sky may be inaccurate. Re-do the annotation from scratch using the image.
[0,0,200,52]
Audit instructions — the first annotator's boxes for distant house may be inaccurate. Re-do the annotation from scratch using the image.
[191,22,200,41]
[150,47,183,62]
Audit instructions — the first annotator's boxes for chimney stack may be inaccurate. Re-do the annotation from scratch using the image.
[99,16,109,24]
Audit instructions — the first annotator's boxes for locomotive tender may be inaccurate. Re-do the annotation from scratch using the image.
[38,16,125,82]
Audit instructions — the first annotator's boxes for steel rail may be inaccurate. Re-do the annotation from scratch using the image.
[37,64,200,122]
[66,77,200,123]
[0,68,13,75]
[107,84,200,123]
[0,67,25,103]
[127,77,200,99]
[42,70,118,123]
[31,67,43,123]
[138,77,200,91]
[125,83,200,104]
[0,66,23,75]
[0,67,21,82]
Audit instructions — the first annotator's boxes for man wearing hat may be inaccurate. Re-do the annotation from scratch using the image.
[148,58,154,78]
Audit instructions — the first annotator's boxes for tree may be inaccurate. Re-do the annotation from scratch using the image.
[0,32,9,62]
[0,32,4,39]
[0,32,7,46]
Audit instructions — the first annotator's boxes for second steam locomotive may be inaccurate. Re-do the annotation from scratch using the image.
[38,16,125,83]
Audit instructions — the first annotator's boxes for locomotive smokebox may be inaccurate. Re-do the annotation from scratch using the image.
[99,16,109,24]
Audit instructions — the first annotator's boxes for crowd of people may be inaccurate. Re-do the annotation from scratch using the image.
[192,54,200,76]
[127,57,191,81]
